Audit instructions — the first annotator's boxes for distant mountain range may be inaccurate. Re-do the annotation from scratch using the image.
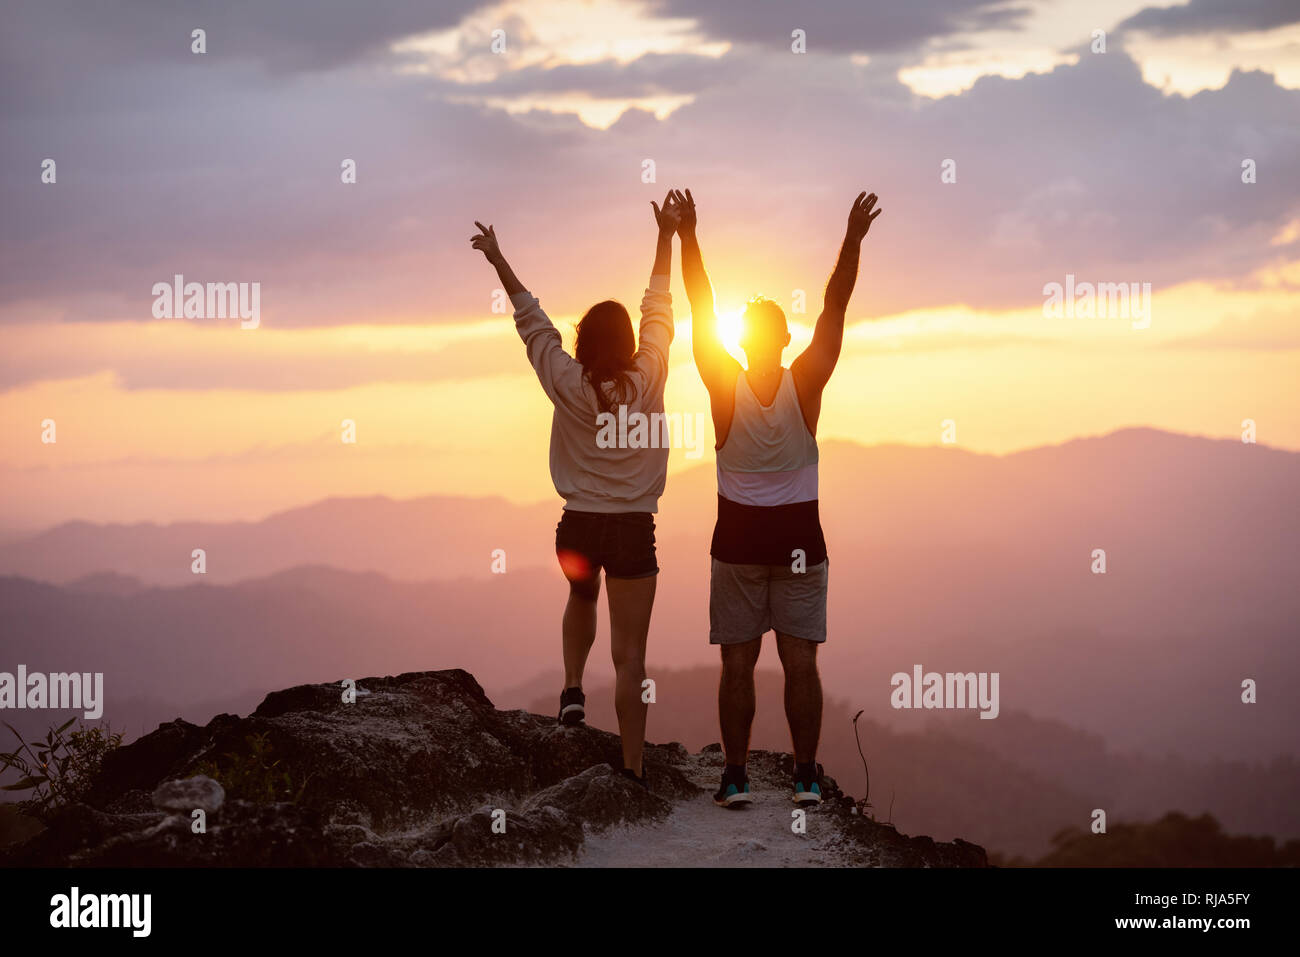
[2,429,1295,763]
[0,494,560,586]
[1,428,1296,856]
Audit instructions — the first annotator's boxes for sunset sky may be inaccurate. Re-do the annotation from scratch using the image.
[2,0,1298,531]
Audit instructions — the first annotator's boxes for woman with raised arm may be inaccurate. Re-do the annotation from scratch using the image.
[469,194,682,789]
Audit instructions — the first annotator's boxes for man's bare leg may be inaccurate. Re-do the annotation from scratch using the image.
[719,637,762,766]
[776,633,822,764]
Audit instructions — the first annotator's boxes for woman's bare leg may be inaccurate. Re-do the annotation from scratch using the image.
[606,574,656,776]
[562,577,600,688]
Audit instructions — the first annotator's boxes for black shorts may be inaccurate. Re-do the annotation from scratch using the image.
[555,509,658,585]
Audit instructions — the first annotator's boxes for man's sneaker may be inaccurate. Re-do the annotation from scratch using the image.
[793,762,823,806]
[558,687,585,726]
[621,767,649,791]
[713,765,753,808]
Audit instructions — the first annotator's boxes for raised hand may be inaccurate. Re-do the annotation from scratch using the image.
[672,188,697,234]
[846,191,882,242]
[470,220,524,296]
[651,190,681,235]
[470,221,503,265]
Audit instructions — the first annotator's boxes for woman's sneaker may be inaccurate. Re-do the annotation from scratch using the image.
[713,765,753,808]
[621,767,649,791]
[558,687,586,726]
[792,762,823,806]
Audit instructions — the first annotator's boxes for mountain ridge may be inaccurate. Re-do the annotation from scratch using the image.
[0,669,987,868]
[4,427,1294,586]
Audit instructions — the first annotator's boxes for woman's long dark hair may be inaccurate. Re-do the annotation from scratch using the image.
[575,300,637,415]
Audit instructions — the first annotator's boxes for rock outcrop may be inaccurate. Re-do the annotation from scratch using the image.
[1,670,987,867]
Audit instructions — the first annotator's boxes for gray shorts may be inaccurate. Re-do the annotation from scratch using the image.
[709,557,828,645]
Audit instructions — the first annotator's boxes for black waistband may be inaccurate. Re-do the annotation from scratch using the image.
[710,494,827,566]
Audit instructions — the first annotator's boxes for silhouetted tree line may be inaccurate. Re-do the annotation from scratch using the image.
[993,811,1300,867]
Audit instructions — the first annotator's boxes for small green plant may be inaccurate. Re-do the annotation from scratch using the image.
[0,718,123,816]
[193,731,310,805]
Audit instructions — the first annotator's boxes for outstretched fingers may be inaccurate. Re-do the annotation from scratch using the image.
[672,189,697,232]
[654,190,684,229]
[847,191,882,234]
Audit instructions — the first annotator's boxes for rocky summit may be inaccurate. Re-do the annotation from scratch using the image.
[1,670,987,867]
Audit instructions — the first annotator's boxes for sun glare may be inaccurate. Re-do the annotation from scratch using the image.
[716,308,743,355]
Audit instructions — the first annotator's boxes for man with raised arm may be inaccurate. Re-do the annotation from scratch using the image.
[674,188,882,808]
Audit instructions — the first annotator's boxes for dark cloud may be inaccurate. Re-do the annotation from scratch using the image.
[2,1,1299,353]
[453,51,735,98]
[0,0,489,105]
[650,0,1035,53]
[1119,0,1300,37]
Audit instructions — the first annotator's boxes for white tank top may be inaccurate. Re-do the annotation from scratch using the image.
[716,368,818,506]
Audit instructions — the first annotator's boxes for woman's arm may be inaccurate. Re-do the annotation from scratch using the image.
[635,193,680,380]
[650,192,679,280]
[470,219,580,407]
[470,221,525,296]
